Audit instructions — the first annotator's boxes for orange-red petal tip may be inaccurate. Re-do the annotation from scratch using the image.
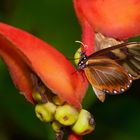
[0,22,88,108]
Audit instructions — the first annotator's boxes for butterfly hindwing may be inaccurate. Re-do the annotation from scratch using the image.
[84,57,132,95]
[92,86,106,102]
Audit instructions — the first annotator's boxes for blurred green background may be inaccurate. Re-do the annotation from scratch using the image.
[0,0,140,140]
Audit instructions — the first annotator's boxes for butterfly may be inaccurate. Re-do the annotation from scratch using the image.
[77,41,140,102]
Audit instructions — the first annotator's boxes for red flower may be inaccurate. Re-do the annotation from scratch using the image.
[74,0,140,40]
[0,22,88,109]
[68,131,82,140]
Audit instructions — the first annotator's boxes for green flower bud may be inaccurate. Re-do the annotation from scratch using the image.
[32,85,47,103]
[72,109,95,135]
[52,121,64,133]
[55,104,79,126]
[35,102,56,122]
[32,89,42,103]
[52,96,65,106]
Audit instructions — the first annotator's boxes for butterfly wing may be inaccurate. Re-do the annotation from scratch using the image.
[84,57,132,97]
[92,86,106,102]
[91,42,140,79]
[112,43,140,79]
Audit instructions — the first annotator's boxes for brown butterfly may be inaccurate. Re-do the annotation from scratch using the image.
[77,41,140,102]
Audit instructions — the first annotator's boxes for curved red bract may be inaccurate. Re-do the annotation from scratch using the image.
[73,0,95,56]
[0,23,88,109]
[68,132,82,140]
[74,0,140,40]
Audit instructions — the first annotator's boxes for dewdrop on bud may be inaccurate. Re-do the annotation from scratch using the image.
[55,104,79,126]
[72,109,95,135]
[52,121,64,133]
[52,96,65,105]
[35,102,56,122]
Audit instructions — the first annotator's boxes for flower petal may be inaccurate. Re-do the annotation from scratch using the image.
[74,0,140,40]
[0,33,34,104]
[0,23,88,109]
[74,0,95,55]
[68,131,82,140]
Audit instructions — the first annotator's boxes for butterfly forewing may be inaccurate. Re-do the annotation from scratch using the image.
[89,42,140,80]
[84,57,132,95]
[117,43,140,79]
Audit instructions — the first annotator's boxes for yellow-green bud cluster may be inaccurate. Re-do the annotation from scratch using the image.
[33,87,95,137]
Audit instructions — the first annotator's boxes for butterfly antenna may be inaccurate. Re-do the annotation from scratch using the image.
[75,40,88,49]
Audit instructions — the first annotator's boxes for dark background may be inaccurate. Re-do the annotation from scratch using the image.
[0,0,140,140]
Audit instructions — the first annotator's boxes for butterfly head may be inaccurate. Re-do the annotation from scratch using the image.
[77,51,87,70]
[74,41,89,70]
[74,47,88,70]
